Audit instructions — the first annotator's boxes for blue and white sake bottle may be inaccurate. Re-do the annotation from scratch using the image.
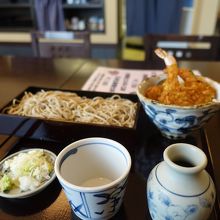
[147,143,216,220]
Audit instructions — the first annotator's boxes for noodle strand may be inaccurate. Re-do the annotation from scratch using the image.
[3,90,137,128]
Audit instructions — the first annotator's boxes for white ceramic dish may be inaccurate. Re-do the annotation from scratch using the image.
[0,148,56,199]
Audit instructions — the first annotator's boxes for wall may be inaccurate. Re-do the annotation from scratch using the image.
[91,0,118,44]
[180,0,219,35]
[191,0,219,34]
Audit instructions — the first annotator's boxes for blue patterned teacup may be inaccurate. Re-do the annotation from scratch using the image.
[136,74,220,139]
[55,137,131,220]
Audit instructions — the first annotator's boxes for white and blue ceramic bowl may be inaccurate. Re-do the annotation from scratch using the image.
[136,74,220,139]
[0,148,56,199]
[55,137,131,220]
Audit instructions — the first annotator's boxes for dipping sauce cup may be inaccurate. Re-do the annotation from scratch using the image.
[55,137,131,220]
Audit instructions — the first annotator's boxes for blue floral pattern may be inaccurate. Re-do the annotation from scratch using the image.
[147,186,214,220]
[147,167,216,220]
[141,101,218,139]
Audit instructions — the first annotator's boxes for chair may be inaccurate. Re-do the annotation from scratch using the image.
[31,31,91,58]
[144,34,220,61]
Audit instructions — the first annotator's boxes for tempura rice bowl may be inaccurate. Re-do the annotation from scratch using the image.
[136,74,220,139]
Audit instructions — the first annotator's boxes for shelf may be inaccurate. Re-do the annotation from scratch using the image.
[0,0,119,45]
[63,3,103,9]
[0,27,32,32]
[66,27,104,34]
[0,4,31,8]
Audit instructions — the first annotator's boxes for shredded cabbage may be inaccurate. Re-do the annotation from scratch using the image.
[0,149,54,192]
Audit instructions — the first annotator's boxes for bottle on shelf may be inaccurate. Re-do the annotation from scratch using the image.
[88,16,104,32]
[88,16,98,31]
[66,0,87,4]
[78,20,86,30]
[66,0,74,4]
[98,17,104,31]
[70,16,86,31]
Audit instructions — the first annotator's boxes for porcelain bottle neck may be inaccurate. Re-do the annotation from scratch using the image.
[163,143,207,174]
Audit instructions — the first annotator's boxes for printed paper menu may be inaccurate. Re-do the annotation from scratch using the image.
[81,66,164,94]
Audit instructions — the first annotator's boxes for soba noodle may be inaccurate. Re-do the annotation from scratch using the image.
[3,90,137,128]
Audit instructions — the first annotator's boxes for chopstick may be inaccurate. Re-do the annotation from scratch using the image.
[0,136,20,161]
[0,118,43,161]
[0,118,30,161]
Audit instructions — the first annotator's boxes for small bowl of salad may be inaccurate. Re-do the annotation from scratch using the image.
[0,148,56,198]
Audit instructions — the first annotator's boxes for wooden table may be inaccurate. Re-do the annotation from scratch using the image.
[0,56,219,219]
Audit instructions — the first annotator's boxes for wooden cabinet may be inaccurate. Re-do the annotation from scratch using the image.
[0,0,35,31]
[0,0,120,58]
[0,0,119,44]
[0,0,105,32]
[63,0,105,34]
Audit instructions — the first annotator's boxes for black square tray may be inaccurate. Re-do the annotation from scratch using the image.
[0,126,218,219]
[0,86,141,148]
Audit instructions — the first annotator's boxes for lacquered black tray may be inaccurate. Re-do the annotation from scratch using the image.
[0,120,218,219]
[0,86,141,148]
[0,87,219,220]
